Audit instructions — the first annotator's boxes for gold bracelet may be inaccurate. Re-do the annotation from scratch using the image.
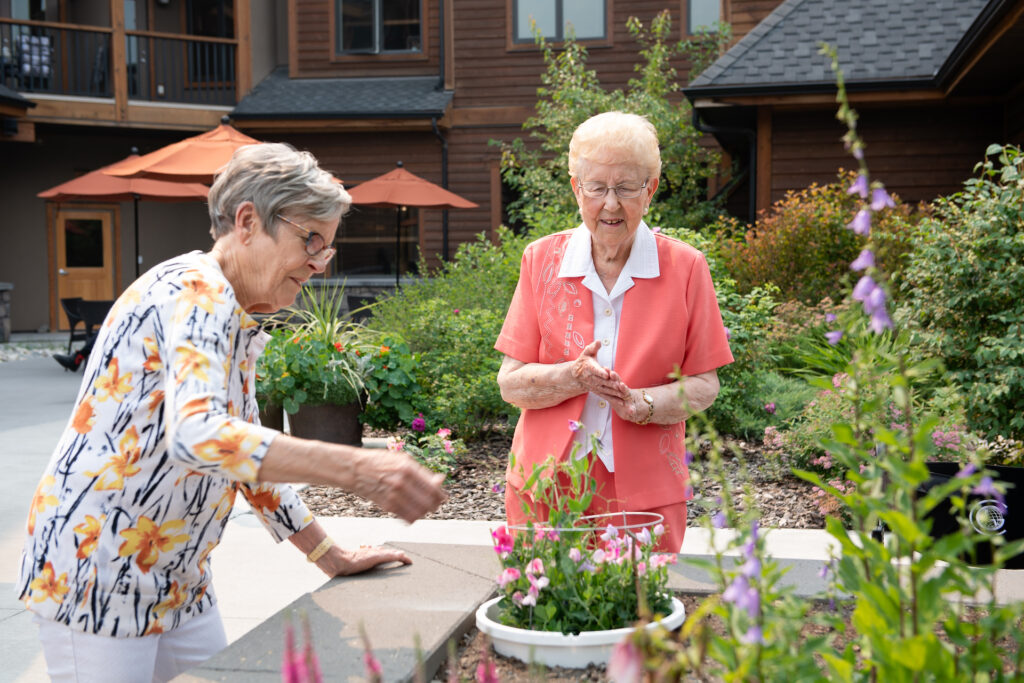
[306,536,334,563]
[637,389,655,425]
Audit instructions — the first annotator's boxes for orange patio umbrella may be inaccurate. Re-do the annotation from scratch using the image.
[103,116,260,184]
[39,151,209,277]
[347,161,478,285]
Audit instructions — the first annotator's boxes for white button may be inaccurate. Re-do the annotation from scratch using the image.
[603,338,611,346]
[603,308,612,316]
[598,400,607,409]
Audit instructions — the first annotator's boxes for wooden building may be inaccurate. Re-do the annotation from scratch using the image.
[684,0,1024,221]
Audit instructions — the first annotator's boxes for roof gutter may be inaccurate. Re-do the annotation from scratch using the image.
[683,77,936,101]
[936,0,1014,87]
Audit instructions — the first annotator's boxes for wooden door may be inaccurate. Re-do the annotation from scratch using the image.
[55,209,115,329]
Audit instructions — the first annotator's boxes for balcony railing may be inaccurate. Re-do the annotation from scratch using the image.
[0,18,236,106]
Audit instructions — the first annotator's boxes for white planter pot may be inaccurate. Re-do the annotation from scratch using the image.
[475,595,686,669]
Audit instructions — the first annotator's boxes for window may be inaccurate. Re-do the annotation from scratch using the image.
[337,0,421,55]
[330,205,419,277]
[687,0,720,34]
[513,0,605,43]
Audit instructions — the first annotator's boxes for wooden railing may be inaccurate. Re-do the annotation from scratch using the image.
[0,18,237,106]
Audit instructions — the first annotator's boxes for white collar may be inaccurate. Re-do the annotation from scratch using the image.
[557,222,660,281]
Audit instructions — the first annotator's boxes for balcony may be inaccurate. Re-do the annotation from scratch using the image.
[0,18,237,108]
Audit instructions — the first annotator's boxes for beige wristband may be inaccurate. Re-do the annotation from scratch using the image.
[306,536,334,563]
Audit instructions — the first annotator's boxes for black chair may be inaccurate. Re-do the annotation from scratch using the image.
[78,299,114,341]
[59,297,86,353]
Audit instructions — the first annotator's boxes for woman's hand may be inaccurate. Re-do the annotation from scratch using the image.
[603,387,644,423]
[315,544,411,577]
[351,450,448,523]
[570,341,631,400]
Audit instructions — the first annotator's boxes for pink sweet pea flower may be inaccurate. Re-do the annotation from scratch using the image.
[600,524,619,542]
[526,558,544,575]
[491,526,514,555]
[653,523,665,537]
[568,547,582,562]
[636,527,652,546]
[497,567,521,588]
[436,427,452,439]
[512,591,525,605]
[608,640,644,683]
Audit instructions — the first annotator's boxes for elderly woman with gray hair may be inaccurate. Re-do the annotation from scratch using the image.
[496,111,734,553]
[19,143,446,682]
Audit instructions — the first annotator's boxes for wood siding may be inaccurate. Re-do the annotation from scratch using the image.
[724,0,784,44]
[769,104,1003,206]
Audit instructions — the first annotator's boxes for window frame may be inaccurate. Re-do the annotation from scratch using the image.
[332,0,426,58]
[506,0,613,51]
[682,0,723,37]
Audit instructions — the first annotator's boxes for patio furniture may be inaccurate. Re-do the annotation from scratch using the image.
[59,297,85,353]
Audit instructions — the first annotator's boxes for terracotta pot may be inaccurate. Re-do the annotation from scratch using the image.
[476,596,685,669]
[288,402,363,446]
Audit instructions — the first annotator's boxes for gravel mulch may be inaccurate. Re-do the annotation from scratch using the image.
[300,432,825,530]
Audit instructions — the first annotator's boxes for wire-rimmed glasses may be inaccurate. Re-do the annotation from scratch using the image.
[576,179,648,200]
[276,214,336,266]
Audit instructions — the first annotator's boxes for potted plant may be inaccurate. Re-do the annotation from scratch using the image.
[257,284,374,445]
[476,435,685,669]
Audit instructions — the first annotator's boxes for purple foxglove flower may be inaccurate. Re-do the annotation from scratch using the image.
[826,330,844,345]
[973,476,1007,511]
[850,249,875,271]
[741,625,765,645]
[825,312,837,323]
[685,449,696,465]
[852,275,878,303]
[608,640,644,683]
[712,511,727,529]
[848,174,869,199]
[853,147,864,161]
[818,562,830,579]
[723,576,760,618]
[847,209,871,235]
[869,305,894,334]
[741,556,761,578]
[956,463,978,478]
[870,187,895,211]
[750,520,760,542]
[864,286,887,316]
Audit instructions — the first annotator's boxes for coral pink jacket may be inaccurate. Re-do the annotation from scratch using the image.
[496,229,734,509]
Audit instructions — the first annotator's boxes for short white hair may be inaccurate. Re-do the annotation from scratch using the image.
[568,111,662,181]
[207,142,350,238]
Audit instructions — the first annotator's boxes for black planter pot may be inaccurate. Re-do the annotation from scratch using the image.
[258,402,284,432]
[921,462,1024,569]
[287,402,363,446]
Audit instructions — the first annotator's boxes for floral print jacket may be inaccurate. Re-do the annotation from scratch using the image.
[18,251,312,637]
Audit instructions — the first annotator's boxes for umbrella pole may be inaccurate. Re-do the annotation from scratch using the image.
[395,208,401,288]
[133,194,140,279]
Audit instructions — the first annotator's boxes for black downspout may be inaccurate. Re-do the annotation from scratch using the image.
[431,117,450,260]
[691,108,757,223]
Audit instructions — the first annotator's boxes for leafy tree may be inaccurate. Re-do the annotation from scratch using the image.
[495,10,729,232]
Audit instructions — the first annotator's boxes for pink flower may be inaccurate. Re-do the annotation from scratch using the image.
[600,524,619,542]
[436,427,452,438]
[411,414,426,432]
[526,558,544,575]
[385,437,405,452]
[568,419,582,432]
[764,402,776,415]
[512,591,525,605]
[568,547,582,562]
[653,523,665,537]
[608,640,644,683]
[636,561,647,576]
[521,592,536,607]
[497,567,521,587]
[591,548,607,564]
[491,526,514,555]
[635,527,652,546]
[442,439,454,454]
[476,653,499,683]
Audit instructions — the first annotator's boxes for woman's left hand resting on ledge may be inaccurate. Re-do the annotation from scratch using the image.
[289,519,412,576]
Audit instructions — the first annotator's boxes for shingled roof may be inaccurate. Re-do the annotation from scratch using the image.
[231,67,453,120]
[685,0,1000,97]
[0,83,36,110]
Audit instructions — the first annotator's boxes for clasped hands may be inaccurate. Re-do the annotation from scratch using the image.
[569,340,646,423]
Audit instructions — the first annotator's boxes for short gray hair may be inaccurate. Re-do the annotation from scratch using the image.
[207,142,351,239]
[568,111,662,182]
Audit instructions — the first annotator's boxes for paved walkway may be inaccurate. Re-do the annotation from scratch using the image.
[1,345,1021,682]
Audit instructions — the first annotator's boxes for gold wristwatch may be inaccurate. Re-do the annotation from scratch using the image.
[637,389,655,425]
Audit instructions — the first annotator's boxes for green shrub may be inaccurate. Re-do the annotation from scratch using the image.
[899,144,1024,439]
[716,171,919,304]
[359,336,423,429]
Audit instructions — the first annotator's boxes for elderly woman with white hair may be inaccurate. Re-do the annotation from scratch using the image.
[495,111,734,552]
[19,143,446,682]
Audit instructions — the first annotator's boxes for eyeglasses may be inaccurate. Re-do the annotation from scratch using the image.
[577,179,648,200]
[276,214,337,265]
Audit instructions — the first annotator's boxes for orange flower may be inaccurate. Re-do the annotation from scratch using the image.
[143,620,164,636]
[176,274,225,318]
[210,486,237,520]
[334,342,343,352]
[179,396,212,420]
[71,397,96,434]
[118,516,189,573]
[243,486,281,514]
[73,514,105,560]
[380,345,390,354]
[173,341,210,383]
[29,562,69,604]
[147,390,165,418]
[94,358,133,403]
[27,475,59,534]
[142,337,163,372]
[193,423,262,480]
[85,426,142,491]
[153,581,189,617]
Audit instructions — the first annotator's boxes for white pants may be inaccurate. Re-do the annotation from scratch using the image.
[34,605,227,683]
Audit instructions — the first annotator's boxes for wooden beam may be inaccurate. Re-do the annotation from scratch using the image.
[0,120,35,142]
[232,117,444,133]
[0,103,31,117]
[490,162,501,241]
[110,0,128,121]
[444,0,454,90]
[944,1,1024,96]
[235,0,252,100]
[288,0,299,79]
[755,107,772,217]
